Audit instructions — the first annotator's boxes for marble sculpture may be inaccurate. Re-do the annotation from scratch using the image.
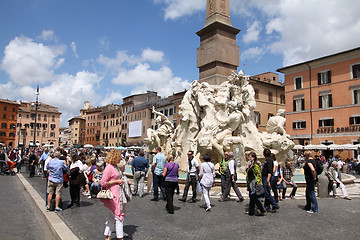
[145,71,294,173]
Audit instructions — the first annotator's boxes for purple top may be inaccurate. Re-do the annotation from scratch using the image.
[164,162,179,182]
[89,165,97,172]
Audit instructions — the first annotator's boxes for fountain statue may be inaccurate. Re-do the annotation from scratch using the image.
[145,71,294,174]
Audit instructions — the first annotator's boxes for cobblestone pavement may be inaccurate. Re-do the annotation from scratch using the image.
[20,169,360,240]
[0,174,57,240]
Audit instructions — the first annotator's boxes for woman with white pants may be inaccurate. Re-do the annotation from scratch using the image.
[199,154,215,211]
[101,150,129,240]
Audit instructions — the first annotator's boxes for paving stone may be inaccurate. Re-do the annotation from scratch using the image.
[22,169,360,240]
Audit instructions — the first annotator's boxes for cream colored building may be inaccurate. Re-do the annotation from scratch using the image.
[58,127,71,147]
[16,101,61,147]
[68,116,85,147]
[101,105,121,147]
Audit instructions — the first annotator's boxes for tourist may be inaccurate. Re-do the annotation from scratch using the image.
[151,147,166,201]
[179,150,199,203]
[218,152,244,202]
[281,161,298,199]
[270,153,280,203]
[0,149,6,170]
[276,162,284,201]
[245,151,266,216]
[131,150,149,197]
[163,154,179,214]
[15,149,22,173]
[45,151,68,212]
[303,151,318,213]
[68,153,85,208]
[262,148,279,212]
[219,152,231,199]
[39,148,50,177]
[28,149,37,178]
[90,162,103,198]
[328,161,351,200]
[101,150,127,240]
[198,154,215,211]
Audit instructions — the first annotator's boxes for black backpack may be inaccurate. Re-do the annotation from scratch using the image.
[314,158,324,175]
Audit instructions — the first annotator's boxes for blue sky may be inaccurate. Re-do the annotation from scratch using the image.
[1,0,360,127]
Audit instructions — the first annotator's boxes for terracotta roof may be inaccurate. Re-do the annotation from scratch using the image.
[0,99,21,105]
[18,102,61,114]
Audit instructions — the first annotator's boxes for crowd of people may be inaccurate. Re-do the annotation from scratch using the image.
[1,145,359,239]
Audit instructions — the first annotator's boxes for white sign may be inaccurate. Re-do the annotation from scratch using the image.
[129,120,142,138]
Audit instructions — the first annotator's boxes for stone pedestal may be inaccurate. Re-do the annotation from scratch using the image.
[317,172,329,198]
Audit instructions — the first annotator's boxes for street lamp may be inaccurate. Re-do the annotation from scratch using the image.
[33,85,39,148]
[17,116,21,148]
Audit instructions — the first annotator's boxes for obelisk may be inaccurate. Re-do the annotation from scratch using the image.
[197,0,240,85]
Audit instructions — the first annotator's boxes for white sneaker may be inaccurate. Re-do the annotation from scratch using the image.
[205,207,211,212]
[307,210,316,214]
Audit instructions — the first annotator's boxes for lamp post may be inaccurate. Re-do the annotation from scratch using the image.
[33,85,39,148]
[17,116,21,148]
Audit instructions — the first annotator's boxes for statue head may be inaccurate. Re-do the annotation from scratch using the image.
[276,109,286,117]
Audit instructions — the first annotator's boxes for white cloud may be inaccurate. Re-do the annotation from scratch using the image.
[112,63,190,97]
[243,21,261,43]
[240,47,265,61]
[141,48,164,63]
[71,41,79,58]
[39,71,102,125]
[0,82,17,99]
[258,0,360,66]
[155,0,360,68]
[1,35,66,85]
[154,0,205,20]
[37,30,58,42]
[101,91,124,106]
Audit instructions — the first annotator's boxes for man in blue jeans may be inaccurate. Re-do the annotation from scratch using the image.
[261,148,279,212]
[131,150,149,197]
[303,151,318,213]
[151,147,166,201]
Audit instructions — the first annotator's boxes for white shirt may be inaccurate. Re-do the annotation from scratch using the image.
[228,159,236,175]
[188,157,199,175]
[273,161,279,177]
[199,162,215,188]
[44,156,53,171]
[70,160,83,173]
[337,160,344,169]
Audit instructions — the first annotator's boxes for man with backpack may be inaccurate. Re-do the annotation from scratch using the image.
[303,151,318,213]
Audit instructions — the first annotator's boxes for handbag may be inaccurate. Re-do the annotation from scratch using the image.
[122,176,132,202]
[96,189,114,200]
[255,183,265,196]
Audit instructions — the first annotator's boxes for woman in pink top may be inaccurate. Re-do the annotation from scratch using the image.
[101,149,126,240]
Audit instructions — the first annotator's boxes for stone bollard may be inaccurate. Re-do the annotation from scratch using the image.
[317,172,329,198]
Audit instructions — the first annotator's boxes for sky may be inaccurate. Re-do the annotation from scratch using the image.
[1,0,360,127]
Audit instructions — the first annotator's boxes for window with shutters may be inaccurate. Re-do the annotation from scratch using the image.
[268,91,273,102]
[319,118,334,127]
[294,77,303,90]
[293,121,306,129]
[350,116,360,125]
[319,91,332,108]
[318,70,331,85]
[293,95,305,112]
[351,85,360,104]
[351,63,360,79]
[280,94,285,104]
